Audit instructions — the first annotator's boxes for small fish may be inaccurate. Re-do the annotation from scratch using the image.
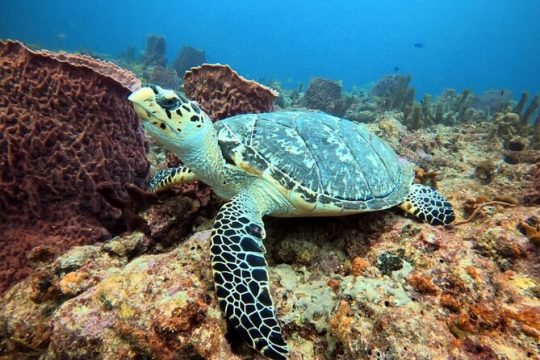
[393,66,400,72]
[56,33,67,41]
[414,42,424,48]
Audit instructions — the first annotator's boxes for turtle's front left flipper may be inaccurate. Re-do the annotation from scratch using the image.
[211,192,289,360]
[148,165,198,192]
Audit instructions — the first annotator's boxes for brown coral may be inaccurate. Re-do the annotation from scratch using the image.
[440,293,462,312]
[517,216,540,245]
[414,167,440,188]
[0,40,149,293]
[408,272,440,295]
[351,256,370,276]
[523,162,540,205]
[303,77,353,117]
[183,64,278,120]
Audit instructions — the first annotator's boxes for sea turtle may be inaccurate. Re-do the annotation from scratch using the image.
[128,85,455,360]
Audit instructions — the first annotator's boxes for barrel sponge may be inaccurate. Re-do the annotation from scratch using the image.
[183,64,278,120]
[0,41,149,293]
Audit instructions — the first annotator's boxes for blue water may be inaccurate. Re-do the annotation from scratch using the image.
[1,0,539,98]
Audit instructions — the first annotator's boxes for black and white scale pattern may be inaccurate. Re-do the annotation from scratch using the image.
[148,166,194,192]
[404,184,455,225]
[210,193,289,360]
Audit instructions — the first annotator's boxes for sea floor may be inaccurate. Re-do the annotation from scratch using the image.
[1,115,539,359]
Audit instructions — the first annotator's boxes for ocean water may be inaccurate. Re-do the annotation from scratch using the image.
[2,2,540,359]
[1,0,539,97]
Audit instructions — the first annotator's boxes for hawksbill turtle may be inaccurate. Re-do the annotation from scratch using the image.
[129,85,455,360]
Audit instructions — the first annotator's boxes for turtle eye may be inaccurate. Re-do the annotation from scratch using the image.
[157,97,180,110]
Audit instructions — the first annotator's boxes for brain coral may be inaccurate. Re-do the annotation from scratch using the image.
[0,40,149,293]
[183,64,278,120]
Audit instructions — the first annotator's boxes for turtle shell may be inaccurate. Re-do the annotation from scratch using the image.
[215,111,414,214]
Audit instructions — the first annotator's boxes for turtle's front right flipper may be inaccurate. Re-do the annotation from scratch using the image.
[211,192,289,360]
[148,165,197,192]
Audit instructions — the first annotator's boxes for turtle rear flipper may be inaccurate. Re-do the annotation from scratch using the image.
[211,192,289,360]
[399,184,455,225]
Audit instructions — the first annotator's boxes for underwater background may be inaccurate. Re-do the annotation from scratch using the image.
[1,1,540,359]
[1,0,539,96]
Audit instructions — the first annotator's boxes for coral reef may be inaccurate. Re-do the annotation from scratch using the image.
[303,77,354,117]
[523,163,540,205]
[141,34,167,68]
[495,94,540,201]
[515,92,539,128]
[517,216,540,246]
[1,46,540,359]
[1,116,540,359]
[473,89,513,115]
[0,231,236,359]
[512,92,540,147]
[0,41,149,293]
[172,46,206,77]
[433,89,477,124]
[371,74,414,114]
[3,178,539,358]
[478,91,540,151]
[119,45,137,64]
[366,76,493,130]
[144,66,181,90]
[412,88,485,128]
[183,64,278,120]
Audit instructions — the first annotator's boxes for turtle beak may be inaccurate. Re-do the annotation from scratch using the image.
[128,87,155,103]
[129,87,155,121]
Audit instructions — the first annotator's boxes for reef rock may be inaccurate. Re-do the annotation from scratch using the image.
[0,231,238,360]
[303,77,353,117]
[172,46,206,77]
[145,65,181,90]
[141,34,167,68]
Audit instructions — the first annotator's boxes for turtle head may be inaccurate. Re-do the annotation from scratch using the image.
[129,85,212,152]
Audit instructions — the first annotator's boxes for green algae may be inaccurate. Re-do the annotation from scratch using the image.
[155,290,189,312]
[273,260,414,334]
[273,264,336,333]
[341,275,412,307]
[103,232,145,257]
[56,245,102,273]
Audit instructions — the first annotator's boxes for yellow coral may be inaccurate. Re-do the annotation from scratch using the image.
[58,271,90,296]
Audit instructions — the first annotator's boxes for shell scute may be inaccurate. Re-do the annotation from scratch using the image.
[216,111,413,212]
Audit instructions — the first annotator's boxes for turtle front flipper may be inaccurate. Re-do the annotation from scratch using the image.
[148,166,198,192]
[399,184,455,225]
[211,192,289,360]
